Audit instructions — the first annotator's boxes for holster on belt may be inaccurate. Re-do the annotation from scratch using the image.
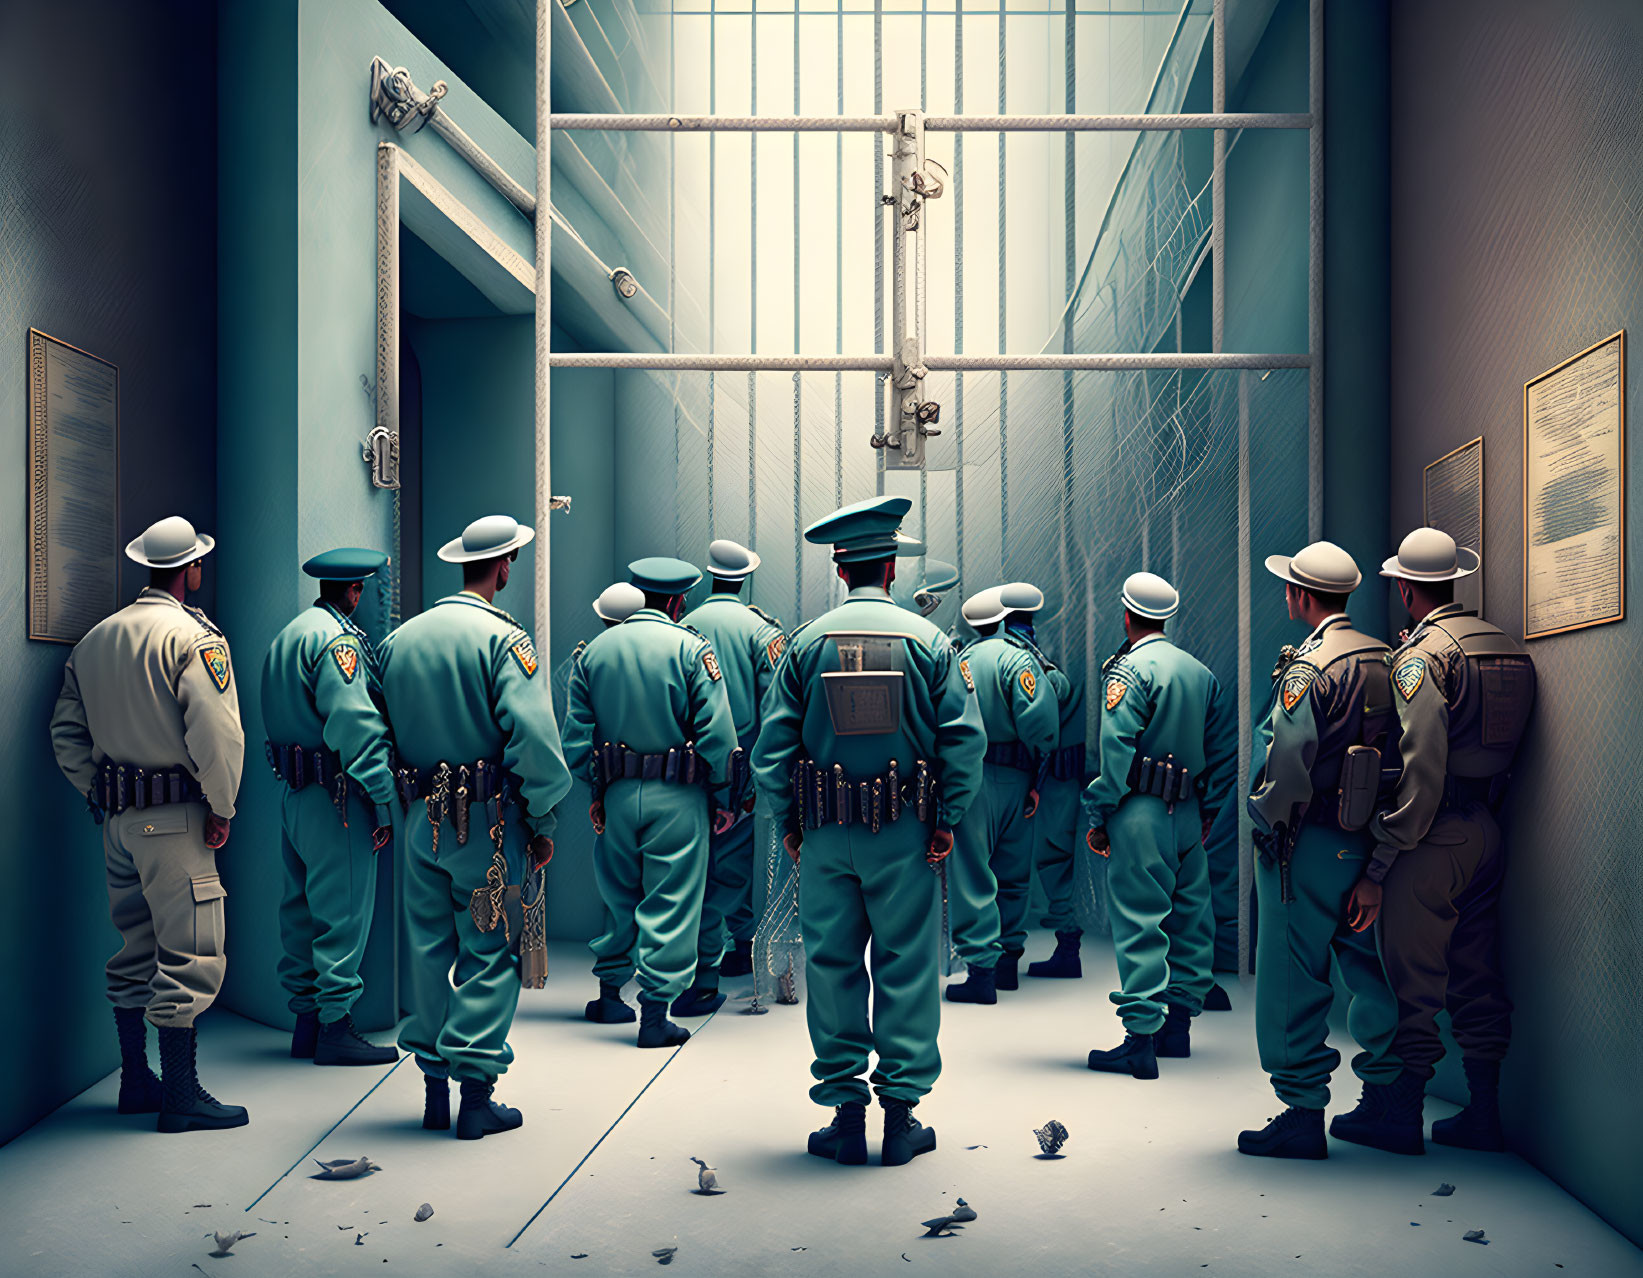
[1127,752,1194,814]
[453,765,472,845]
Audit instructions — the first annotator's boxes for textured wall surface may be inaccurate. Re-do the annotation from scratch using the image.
[1390,0,1643,1245]
[0,0,218,1144]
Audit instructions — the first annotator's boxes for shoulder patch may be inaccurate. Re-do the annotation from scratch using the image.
[1393,656,1427,702]
[330,640,360,684]
[509,633,539,678]
[1280,664,1317,713]
[959,658,975,692]
[766,633,787,668]
[703,648,723,682]
[1019,668,1036,699]
[1105,679,1126,711]
[198,642,231,693]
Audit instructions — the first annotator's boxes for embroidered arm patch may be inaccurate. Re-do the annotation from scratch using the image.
[1280,664,1317,713]
[766,634,787,667]
[959,658,975,692]
[1019,668,1037,699]
[1105,679,1126,711]
[330,640,359,683]
[509,634,539,678]
[1393,656,1426,701]
[198,642,231,693]
[703,649,723,681]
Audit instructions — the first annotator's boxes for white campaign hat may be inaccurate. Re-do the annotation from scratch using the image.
[706,539,761,580]
[1265,540,1363,593]
[1380,527,1480,582]
[1121,571,1179,621]
[125,516,215,568]
[592,582,645,622]
[998,581,1046,614]
[438,514,536,563]
[961,586,1008,627]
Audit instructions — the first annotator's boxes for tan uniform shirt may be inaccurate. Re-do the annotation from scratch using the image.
[50,588,246,819]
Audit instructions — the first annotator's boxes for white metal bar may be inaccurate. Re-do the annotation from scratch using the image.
[535,0,552,652]
[927,352,1311,371]
[430,109,538,217]
[551,354,893,370]
[548,111,1311,132]
[545,352,1310,371]
[1308,0,1324,542]
[1236,369,1252,975]
[1212,0,1225,355]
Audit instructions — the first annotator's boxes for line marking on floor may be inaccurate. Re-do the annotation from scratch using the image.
[242,1056,408,1213]
[505,1003,725,1249]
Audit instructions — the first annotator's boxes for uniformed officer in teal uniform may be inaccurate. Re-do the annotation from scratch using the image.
[946,584,1060,1004]
[563,557,740,1048]
[261,549,399,1067]
[593,582,645,628]
[379,516,572,1139]
[989,583,1089,982]
[1369,529,1536,1154]
[1236,542,1404,1159]
[1085,572,1234,1079]
[674,540,786,1012]
[753,496,987,1167]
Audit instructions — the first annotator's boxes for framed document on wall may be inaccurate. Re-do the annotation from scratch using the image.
[1523,330,1625,640]
[1424,437,1484,615]
[27,329,121,644]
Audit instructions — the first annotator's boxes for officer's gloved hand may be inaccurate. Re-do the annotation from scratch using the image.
[529,835,554,870]
[1086,826,1110,855]
[371,825,393,853]
[589,801,606,835]
[204,814,231,850]
[1346,877,1381,932]
[712,809,737,836]
[782,832,802,866]
[927,824,954,867]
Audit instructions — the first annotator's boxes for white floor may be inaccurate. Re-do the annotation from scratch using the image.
[3,935,1639,1277]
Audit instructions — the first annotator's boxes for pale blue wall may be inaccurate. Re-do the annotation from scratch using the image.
[0,0,218,1143]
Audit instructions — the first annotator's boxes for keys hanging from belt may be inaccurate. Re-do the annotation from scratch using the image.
[427,762,452,854]
[454,764,472,845]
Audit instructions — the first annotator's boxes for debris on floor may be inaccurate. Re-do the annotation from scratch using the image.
[1433,1183,1456,1197]
[208,1229,254,1257]
[690,1156,723,1194]
[414,1204,434,1222]
[1035,1119,1070,1157]
[355,1233,368,1245]
[653,1245,679,1264]
[312,1156,381,1180]
[1463,1230,1489,1245]
[921,1198,978,1237]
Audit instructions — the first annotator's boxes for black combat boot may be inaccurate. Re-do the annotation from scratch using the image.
[1204,982,1233,1011]
[721,938,755,977]
[994,948,1024,991]
[157,1025,249,1134]
[456,1079,523,1140]
[1155,1004,1192,1058]
[1431,1058,1506,1151]
[113,1007,162,1114]
[313,1013,398,1066]
[881,1097,937,1167]
[422,1075,451,1131]
[808,1101,868,1164]
[290,1010,320,1059]
[1348,1070,1426,1155]
[1026,930,1083,979]
[1087,1031,1159,1079]
[636,996,691,1049]
[944,965,998,1004]
[671,969,727,1018]
[1238,1106,1327,1159]
[1329,1079,1391,1146]
[585,981,638,1023]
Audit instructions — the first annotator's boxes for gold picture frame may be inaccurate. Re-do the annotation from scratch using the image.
[1523,330,1626,640]
[27,329,121,644]
[1423,436,1484,615]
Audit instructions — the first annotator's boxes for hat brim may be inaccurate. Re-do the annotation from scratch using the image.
[438,525,536,563]
[1264,554,1362,594]
[1378,546,1480,582]
[592,601,619,621]
[1121,590,1178,621]
[125,533,215,569]
[708,550,761,580]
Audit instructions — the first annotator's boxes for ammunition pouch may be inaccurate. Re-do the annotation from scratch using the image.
[982,741,1037,773]
[1335,744,1382,831]
[592,741,703,789]
[265,742,346,793]
[1126,753,1196,811]
[96,761,204,816]
[793,757,934,833]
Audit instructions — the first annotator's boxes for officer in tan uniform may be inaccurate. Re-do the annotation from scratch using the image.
[50,516,248,1134]
[1368,528,1536,1153]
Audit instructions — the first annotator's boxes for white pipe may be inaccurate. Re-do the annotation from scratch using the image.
[535,0,552,651]
[548,112,1312,132]
[545,352,1312,371]
[1308,0,1324,542]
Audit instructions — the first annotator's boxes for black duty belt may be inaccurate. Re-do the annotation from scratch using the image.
[1442,774,1503,811]
[1050,743,1086,782]
[983,742,1037,772]
[592,741,703,791]
[793,757,935,833]
[95,761,204,816]
[1126,752,1198,813]
[396,759,512,847]
[265,742,345,792]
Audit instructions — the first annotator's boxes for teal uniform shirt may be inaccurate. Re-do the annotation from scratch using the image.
[678,595,787,976]
[379,592,572,1083]
[1010,626,1087,935]
[752,584,986,1106]
[948,631,1060,969]
[1085,633,1234,1032]
[1246,614,1401,1108]
[260,602,398,1019]
[563,608,739,1002]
